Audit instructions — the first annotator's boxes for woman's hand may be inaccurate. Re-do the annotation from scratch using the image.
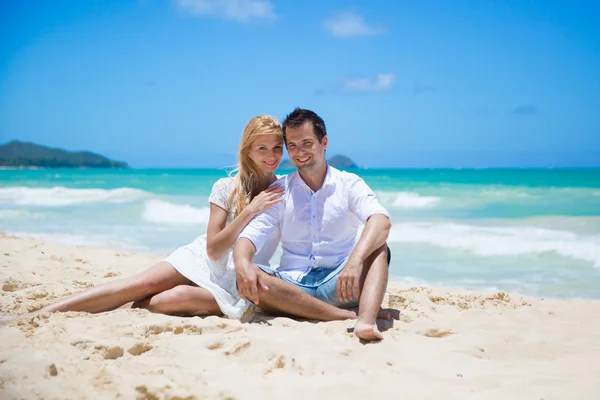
[245,185,284,216]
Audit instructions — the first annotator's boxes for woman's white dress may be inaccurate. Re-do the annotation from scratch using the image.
[162,177,280,319]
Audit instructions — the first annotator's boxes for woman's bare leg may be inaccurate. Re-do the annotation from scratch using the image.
[40,261,191,314]
[132,285,221,317]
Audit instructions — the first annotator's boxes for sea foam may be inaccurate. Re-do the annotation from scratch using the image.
[0,209,41,219]
[392,192,441,208]
[0,187,149,206]
[142,200,210,225]
[376,191,441,208]
[388,222,600,267]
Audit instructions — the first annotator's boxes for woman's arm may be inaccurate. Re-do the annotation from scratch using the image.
[205,185,283,261]
[206,204,257,261]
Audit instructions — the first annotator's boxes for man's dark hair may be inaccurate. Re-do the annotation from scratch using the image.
[282,108,327,143]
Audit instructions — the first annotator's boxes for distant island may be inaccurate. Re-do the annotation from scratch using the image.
[0,141,129,168]
[278,154,358,170]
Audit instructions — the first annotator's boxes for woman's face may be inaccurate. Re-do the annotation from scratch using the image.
[248,134,284,174]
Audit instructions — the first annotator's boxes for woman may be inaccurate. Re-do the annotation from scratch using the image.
[4,115,285,321]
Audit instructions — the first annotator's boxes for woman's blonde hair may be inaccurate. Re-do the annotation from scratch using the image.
[229,115,283,217]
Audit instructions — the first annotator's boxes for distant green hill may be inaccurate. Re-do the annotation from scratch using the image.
[278,154,358,170]
[0,141,129,168]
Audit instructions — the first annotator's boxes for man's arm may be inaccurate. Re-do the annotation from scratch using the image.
[338,214,391,302]
[233,238,268,305]
[338,179,392,302]
[234,197,283,304]
[348,214,391,264]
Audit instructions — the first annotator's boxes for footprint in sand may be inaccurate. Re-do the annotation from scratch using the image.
[48,364,58,376]
[144,323,208,337]
[127,343,153,356]
[263,355,286,374]
[13,314,50,336]
[2,278,38,292]
[387,294,408,309]
[223,339,251,356]
[206,341,224,350]
[206,337,251,356]
[71,341,125,360]
[72,280,94,289]
[262,354,309,375]
[202,322,245,334]
[145,322,245,338]
[421,328,454,338]
[135,385,196,400]
[97,345,125,360]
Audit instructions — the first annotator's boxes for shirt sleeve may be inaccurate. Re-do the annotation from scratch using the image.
[348,178,390,223]
[238,200,283,254]
[208,178,231,210]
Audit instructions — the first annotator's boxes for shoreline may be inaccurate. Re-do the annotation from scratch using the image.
[3,166,600,171]
[2,231,598,301]
[1,234,599,398]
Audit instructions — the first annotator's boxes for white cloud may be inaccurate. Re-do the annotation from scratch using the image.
[174,0,276,22]
[342,73,396,92]
[323,11,384,38]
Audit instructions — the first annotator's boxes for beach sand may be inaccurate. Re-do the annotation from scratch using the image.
[1,234,599,399]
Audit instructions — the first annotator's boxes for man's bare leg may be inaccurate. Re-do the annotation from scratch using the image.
[256,271,356,321]
[355,245,389,341]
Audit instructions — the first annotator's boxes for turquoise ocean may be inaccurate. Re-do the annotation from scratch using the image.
[1,168,599,299]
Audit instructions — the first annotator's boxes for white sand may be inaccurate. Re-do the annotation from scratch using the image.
[1,234,599,399]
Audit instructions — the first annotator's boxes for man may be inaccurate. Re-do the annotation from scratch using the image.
[233,108,392,341]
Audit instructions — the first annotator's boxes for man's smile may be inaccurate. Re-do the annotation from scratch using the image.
[296,155,311,163]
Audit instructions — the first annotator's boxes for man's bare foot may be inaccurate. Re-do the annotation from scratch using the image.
[377,309,391,320]
[354,320,384,341]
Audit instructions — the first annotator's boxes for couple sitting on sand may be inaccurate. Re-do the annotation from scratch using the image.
[9,108,392,342]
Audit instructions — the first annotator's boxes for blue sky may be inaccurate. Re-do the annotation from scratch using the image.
[1,0,599,168]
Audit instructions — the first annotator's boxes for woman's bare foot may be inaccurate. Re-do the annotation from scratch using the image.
[354,320,384,341]
[0,315,18,326]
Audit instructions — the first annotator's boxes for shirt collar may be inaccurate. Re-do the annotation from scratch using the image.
[295,164,336,193]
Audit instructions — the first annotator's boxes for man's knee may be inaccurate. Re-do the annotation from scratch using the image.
[365,244,391,266]
[383,244,391,266]
[256,270,280,300]
[255,270,306,302]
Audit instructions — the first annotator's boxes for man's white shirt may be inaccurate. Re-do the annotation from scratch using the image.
[238,165,390,281]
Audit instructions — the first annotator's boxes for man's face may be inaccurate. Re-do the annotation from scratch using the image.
[285,122,328,172]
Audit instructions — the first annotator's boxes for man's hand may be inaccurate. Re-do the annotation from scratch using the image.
[235,261,269,305]
[337,258,364,303]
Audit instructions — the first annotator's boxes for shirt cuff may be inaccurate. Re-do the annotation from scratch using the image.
[238,228,266,254]
[364,210,391,221]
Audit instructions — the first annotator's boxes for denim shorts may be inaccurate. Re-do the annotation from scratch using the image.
[256,259,360,308]
[256,247,392,308]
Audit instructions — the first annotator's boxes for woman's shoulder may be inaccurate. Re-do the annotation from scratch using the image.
[213,176,236,186]
[209,176,236,201]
